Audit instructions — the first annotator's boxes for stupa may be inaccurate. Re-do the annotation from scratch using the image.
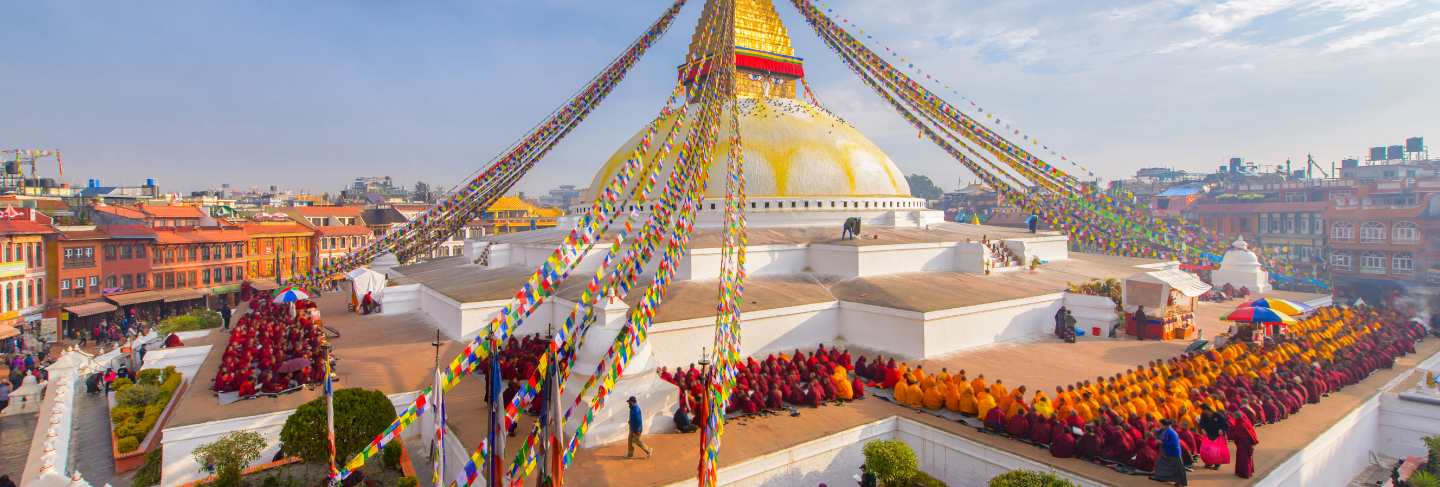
[1211,236,1271,294]
[383,0,1167,446]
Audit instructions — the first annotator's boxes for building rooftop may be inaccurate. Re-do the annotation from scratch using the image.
[315,225,372,237]
[152,227,247,244]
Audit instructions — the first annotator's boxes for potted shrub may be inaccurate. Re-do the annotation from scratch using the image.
[193,431,266,487]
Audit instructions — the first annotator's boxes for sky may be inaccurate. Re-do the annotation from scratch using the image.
[2,0,1438,195]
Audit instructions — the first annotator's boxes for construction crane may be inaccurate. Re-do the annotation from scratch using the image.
[0,149,63,194]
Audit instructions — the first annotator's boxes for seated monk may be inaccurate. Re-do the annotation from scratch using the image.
[835,374,854,401]
[976,390,998,419]
[944,383,963,412]
[958,387,979,415]
[1029,413,1054,445]
[1033,391,1054,418]
[983,404,1007,432]
[1132,434,1159,472]
[1050,423,1078,458]
[1005,406,1033,438]
[1077,425,1102,460]
[923,383,944,409]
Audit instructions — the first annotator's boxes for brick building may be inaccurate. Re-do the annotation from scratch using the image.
[0,207,55,335]
[1324,179,1440,307]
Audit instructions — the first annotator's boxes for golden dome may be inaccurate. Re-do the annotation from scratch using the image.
[587,97,911,199]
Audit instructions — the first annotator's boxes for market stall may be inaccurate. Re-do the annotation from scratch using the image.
[1122,268,1211,340]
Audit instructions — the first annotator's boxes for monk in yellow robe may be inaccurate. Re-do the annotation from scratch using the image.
[959,387,979,415]
[975,390,998,419]
[992,381,1011,412]
[971,375,988,398]
[923,383,944,409]
[1032,391,1054,418]
[1005,387,1028,418]
[944,383,963,412]
[906,382,925,408]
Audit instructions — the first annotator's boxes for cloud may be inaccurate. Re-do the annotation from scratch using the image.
[1323,10,1440,51]
[1185,0,1303,35]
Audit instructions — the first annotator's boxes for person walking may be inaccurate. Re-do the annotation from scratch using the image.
[1229,411,1259,478]
[0,380,12,413]
[626,396,652,459]
[219,302,232,331]
[1151,419,1188,486]
[103,368,117,392]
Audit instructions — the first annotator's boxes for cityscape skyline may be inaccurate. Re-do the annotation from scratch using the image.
[4,1,1437,195]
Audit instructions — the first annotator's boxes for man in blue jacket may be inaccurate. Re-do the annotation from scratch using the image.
[626,396,652,459]
[1151,419,1188,485]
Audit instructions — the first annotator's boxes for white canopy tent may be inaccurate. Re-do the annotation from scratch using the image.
[1122,268,1211,317]
[346,267,387,310]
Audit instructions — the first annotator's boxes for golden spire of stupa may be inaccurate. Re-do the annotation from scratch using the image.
[683,0,806,99]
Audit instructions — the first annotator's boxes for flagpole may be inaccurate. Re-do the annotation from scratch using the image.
[488,332,505,487]
[325,344,338,486]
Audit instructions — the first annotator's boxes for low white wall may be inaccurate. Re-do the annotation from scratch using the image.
[160,391,421,486]
[921,294,1064,357]
[379,282,421,314]
[649,303,841,367]
[1004,235,1069,263]
[839,303,927,360]
[1063,293,1120,337]
[662,416,1103,487]
[139,344,214,381]
[1256,351,1440,487]
[19,368,81,487]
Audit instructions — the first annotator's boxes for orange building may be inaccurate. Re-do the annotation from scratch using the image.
[150,227,248,301]
[242,220,316,282]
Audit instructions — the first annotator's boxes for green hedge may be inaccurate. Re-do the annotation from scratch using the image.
[111,366,182,454]
[279,388,398,466]
[156,308,223,334]
[864,440,919,486]
[988,470,1077,487]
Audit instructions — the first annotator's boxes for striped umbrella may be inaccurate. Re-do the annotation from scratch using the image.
[1242,298,1308,315]
[1225,306,1297,324]
[273,286,311,304]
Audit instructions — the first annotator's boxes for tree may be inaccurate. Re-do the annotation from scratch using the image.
[194,431,265,487]
[989,470,1076,487]
[279,388,397,466]
[863,439,918,486]
[906,174,943,200]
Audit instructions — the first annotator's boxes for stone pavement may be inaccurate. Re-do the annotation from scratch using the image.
[71,388,124,486]
[0,412,36,480]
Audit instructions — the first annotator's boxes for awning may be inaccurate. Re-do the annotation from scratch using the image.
[105,290,166,307]
[249,279,281,291]
[64,302,118,318]
[1133,269,1212,297]
[161,289,208,303]
[0,325,17,340]
[211,283,241,294]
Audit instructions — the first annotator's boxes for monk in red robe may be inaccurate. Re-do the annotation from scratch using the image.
[1229,411,1259,478]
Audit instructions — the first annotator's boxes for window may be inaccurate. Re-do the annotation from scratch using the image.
[203,269,211,285]
[136,274,146,288]
[177,272,187,287]
[224,244,232,259]
[1331,251,1352,269]
[120,244,132,259]
[201,246,211,261]
[1283,214,1295,234]
[1393,253,1414,273]
[189,246,198,261]
[105,276,117,288]
[104,245,116,260]
[165,273,175,289]
[61,279,69,290]
[85,248,93,258]
[225,267,234,282]
[1360,221,1386,242]
[1393,222,1419,242]
[136,245,145,258]
[122,274,133,288]
[89,276,98,288]
[1331,222,1354,240]
[1360,251,1386,273]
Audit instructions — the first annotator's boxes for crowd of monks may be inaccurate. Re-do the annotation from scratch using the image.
[660,344,864,419]
[475,333,553,416]
[212,296,328,397]
[853,306,1427,479]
